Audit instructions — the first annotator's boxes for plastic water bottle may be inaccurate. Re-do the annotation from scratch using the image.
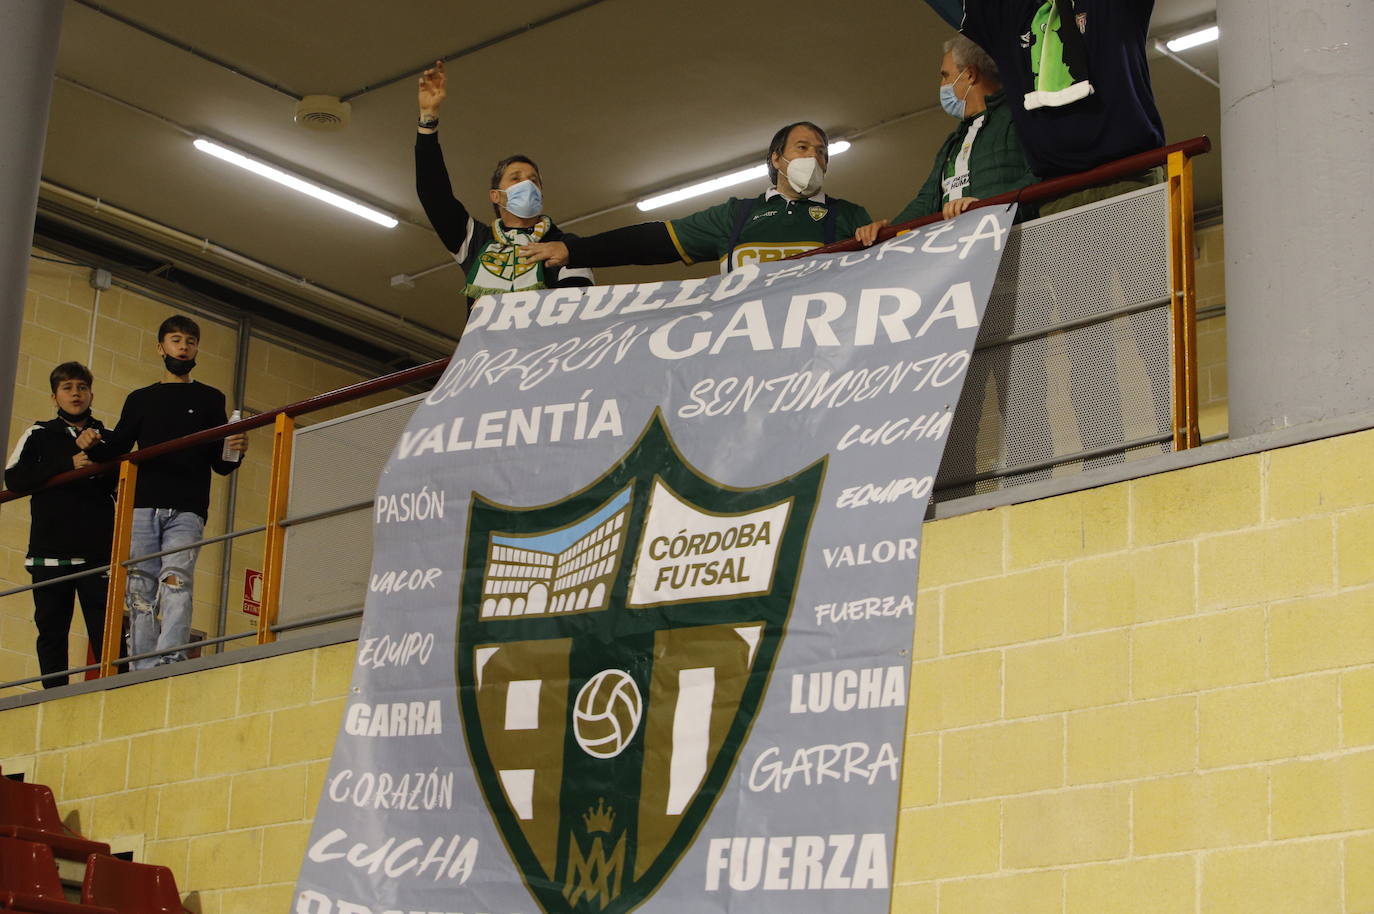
[222,410,242,463]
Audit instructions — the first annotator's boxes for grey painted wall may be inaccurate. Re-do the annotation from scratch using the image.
[1218,0,1374,436]
[0,2,63,463]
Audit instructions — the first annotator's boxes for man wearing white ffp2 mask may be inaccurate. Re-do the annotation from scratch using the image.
[772,127,828,197]
[520,120,870,274]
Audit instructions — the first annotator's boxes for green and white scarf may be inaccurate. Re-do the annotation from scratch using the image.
[463,216,552,300]
[1024,0,1094,110]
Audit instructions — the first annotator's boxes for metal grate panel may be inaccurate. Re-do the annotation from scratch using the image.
[279,394,422,627]
[278,510,374,636]
[980,184,1170,344]
[936,186,1176,502]
[286,395,423,517]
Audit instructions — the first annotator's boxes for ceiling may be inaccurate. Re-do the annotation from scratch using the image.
[38,0,1224,363]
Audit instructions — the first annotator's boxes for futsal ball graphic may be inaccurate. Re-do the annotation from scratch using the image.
[574,669,643,758]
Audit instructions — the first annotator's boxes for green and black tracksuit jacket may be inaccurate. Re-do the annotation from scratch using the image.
[562,190,872,273]
[892,91,1037,224]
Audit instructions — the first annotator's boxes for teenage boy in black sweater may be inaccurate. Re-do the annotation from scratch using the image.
[83,315,247,670]
[5,362,117,688]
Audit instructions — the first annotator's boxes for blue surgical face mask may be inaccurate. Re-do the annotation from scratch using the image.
[940,69,971,119]
[502,180,543,219]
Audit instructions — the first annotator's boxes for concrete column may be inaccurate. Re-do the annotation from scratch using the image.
[1217,0,1374,437]
[0,2,63,464]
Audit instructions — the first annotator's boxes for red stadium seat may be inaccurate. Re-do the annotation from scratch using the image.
[0,836,116,914]
[0,779,109,863]
[81,856,190,914]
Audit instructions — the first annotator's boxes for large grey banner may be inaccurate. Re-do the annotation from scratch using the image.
[294,206,1015,914]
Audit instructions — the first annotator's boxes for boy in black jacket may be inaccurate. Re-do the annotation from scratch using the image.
[4,362,116,688]
[83,315,247,670]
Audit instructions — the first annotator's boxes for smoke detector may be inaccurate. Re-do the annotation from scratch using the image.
[294,95,351,131]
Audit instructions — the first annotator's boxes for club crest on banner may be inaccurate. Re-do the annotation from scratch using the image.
[457,411,824,913]
[477,245,540,281]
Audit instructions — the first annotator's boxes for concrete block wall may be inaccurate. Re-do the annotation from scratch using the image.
[0,643,351,913]
[0,425,1368,913]
[897,425,1374,913]
[2,251,408,694]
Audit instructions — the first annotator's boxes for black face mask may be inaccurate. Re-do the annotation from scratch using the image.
[57,406,92,425]
[163,354,196,376]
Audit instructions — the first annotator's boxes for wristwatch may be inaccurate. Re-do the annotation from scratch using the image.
[418,114,439,129]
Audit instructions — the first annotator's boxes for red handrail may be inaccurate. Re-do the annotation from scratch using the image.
[2,136,1213,506]
[0,358,451,505]
[796,135,1213,257]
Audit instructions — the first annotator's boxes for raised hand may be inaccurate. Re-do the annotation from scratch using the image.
[418,60,446,117]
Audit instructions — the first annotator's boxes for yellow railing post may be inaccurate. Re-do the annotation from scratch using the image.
[1168,149,1202,450]
[257,413,295,645]
[99,461,137,677]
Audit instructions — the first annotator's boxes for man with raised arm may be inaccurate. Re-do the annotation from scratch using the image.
[520,121,871,274]
[922,0,1165,213]
[415,60,592,312]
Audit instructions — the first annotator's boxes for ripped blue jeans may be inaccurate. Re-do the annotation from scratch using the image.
[126,508,203,671]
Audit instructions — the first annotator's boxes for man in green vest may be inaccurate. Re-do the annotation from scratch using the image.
[520,122,871,273]
[857,34,1035,244]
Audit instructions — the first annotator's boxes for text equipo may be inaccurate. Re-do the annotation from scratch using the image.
[357,632,435,669]
[835,477,934,509]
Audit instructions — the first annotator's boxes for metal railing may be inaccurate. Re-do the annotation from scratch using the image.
[0,362,444,687]
[803,136,1209,461]
[0,136,1211,692]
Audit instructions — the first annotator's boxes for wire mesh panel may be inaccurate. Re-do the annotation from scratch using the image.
[935,185,1175,502]
[278,394,423,633]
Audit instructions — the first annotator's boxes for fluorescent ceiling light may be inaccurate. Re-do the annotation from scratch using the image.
[192,138,398,228]
[637,139,853,212]
[1166,25,1219,52]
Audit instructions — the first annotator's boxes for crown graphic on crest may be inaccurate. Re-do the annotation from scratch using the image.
[583,798,615,834]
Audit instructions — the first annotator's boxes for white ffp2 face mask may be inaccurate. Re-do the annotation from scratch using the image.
[782,155,825,196]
